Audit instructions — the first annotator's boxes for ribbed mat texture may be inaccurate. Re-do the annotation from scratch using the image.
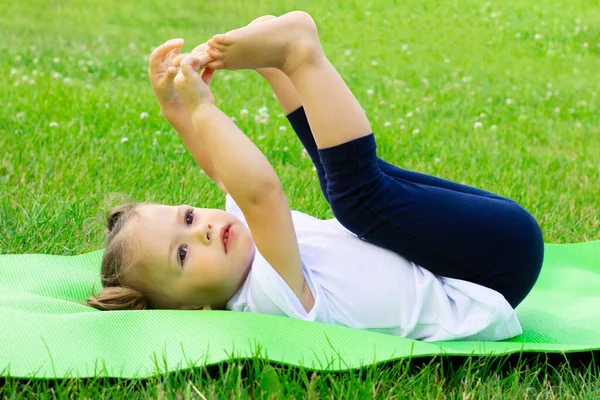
[1,241,598,378]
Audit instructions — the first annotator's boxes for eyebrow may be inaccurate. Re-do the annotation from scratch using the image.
[168,206,182,270]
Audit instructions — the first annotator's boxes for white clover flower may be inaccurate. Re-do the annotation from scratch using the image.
[406,112,413,118]
[479,113,487,118]
[312,166,317,171]
[554,107,560,113]
[49,122,58,127]
[121,137,129,143]
[487,97,493,103]
[575,122,582,128]
[240,108,249,117]
[10,68,18,76]
[434,157,441,164]
[52,71,61,79]
[63,77,73,85]
[140,112,149,119]
[515,33,521,38]
[21,75,29,82]
[53,57,60,63]
[371,60,378,66]
[344,49,352,56]
[33,58,39,64]
[258,106,269,114]
[28,79,36,85]
[412,129,420,135]
[32,70,38,76]
[366,89,374,96]
[474,121,483,129]
[155,131,162,135]
[257,135,265,140]
[255,115,269,124]
[301,149,309,158]
[444,58,451,64]
[384,121,392,127]
[230,117,237,122]
[506,98,514,105]
[401,44,409,51]
[490,125,497,131]
[283,146,289,152]
[279,126,286,131]
[534,34,543,40]
[15,55,22,62]
[400,125,406,130]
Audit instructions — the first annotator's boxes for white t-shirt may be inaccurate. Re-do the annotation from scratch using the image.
[225,194,522,342]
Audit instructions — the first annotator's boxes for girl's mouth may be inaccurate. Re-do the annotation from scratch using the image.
[223,225,232,253]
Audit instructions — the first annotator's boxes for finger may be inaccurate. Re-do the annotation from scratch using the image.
[149,38,184,67]
[172,53,186,67]
[201,68,215,85]
[191,43,209,55]
[205,60,224,70]
[180,54,201,75]
[166,66,178,79]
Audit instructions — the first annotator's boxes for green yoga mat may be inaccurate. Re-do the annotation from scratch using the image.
[1,241,599,379]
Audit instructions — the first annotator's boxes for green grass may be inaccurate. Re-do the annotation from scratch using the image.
[1,0,599,397]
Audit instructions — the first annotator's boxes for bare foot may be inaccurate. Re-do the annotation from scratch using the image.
[206,11,323,77]
[244,15,279,78]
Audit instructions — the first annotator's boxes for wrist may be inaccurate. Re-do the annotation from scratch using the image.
[190,102,217,120]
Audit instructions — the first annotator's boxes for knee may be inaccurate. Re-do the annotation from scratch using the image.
[329,193,370,236]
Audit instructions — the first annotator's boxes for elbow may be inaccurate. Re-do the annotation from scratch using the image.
[248,179,285,206]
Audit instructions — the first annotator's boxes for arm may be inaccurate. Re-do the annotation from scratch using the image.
[190,103,313,311]
[161,106,228,195]
[173,53,314,311]
[148,39,228,195]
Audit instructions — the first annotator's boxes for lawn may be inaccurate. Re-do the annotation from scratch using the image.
[1,0,599,397]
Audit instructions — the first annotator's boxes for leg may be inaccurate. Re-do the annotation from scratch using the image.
[257,68,330,202]
[316,133,544,308]
[206,11,371,150]
[205,13,545,307]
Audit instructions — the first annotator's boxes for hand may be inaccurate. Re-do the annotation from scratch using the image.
[148,38,188,109]
[174,52,216,113]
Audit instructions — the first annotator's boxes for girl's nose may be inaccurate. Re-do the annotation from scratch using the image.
[193,223,212,243]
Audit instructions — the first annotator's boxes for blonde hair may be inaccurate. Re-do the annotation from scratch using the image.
[86,203,151,310]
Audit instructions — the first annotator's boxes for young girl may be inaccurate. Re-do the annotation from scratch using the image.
[88,12,544,342]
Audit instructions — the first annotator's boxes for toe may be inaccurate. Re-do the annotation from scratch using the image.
[212,33,233,46]
[206,60,224,70]
[207,47,224,59]
[207,38,227,51]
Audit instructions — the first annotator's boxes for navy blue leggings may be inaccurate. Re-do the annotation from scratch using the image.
[287,107,544,309]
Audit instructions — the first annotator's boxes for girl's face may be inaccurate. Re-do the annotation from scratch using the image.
[125,204,255,309]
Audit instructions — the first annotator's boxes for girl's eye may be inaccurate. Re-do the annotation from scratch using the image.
[178,246,188,266]
[184,208,194,226]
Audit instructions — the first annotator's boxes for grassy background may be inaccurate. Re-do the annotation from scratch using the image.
[1,0,599,397]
